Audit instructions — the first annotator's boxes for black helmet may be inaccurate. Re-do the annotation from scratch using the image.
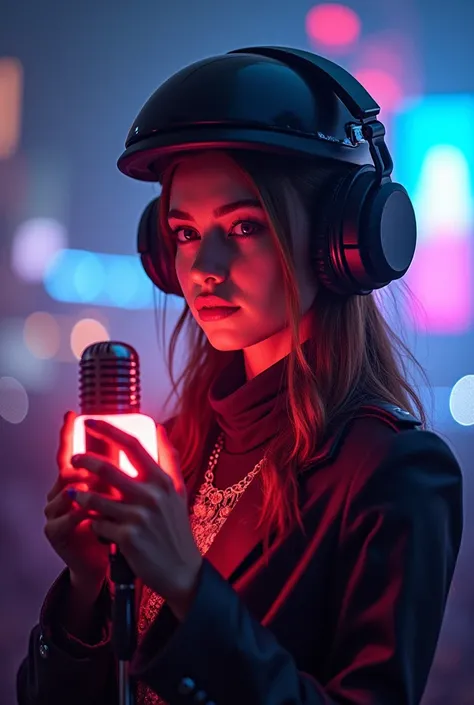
[118,47,376,182]
[118,46,417,297]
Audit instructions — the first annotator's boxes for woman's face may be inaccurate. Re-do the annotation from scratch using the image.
[167,151,318,356]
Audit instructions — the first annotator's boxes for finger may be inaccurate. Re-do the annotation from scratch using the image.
[90,517,124,545]
[45,482,90,519]
[56,410,77,470]
[46,470,91,502]
[44,506,92,539]
[70,452,158,499]
[83,420,158,481]
[74,490,145,524]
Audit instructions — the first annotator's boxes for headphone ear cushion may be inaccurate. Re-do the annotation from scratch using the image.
[137,196,183,297]
[311,165,358,294]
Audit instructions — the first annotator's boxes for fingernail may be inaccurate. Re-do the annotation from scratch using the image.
[84,419,99,429]
[66,487,77,500]
[71,455,82,466]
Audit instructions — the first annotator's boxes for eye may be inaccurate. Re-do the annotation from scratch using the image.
[170,226,197,244]
[230,219,264,237]
[170,219,265,244]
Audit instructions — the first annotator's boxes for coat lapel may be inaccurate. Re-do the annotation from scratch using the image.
[198,423,348,584]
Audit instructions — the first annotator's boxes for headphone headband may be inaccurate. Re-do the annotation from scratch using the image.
[229,46,393,181]
[229,46,381,123]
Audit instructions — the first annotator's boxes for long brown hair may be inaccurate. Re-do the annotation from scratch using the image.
[154,149,428,556]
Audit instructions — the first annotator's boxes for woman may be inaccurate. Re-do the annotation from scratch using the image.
[17,46,463,705]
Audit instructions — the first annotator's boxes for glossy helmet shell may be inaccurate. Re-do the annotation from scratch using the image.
[117,49,373,181]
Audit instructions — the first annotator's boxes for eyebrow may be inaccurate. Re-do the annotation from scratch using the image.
[167,198,263,222]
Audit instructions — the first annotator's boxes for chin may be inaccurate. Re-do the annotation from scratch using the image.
[203,327,280,352]
[204,333,247,352]
[193,310,289,351]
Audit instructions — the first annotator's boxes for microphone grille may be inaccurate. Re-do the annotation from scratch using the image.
[79,341,141,415]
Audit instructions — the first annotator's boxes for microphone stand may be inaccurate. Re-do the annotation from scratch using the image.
[109,544,137,705]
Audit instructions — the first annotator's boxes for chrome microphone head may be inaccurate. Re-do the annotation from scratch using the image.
[79,341,141,415]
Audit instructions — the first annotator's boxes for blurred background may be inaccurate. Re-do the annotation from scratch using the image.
[1,1,473,703]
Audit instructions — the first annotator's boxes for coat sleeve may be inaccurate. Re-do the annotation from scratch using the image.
[130,429,463,705]
[16,568,118,705]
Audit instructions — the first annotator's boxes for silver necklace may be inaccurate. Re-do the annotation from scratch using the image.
[137,429,265,705]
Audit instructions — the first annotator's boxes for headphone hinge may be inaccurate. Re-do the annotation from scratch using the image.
[362,119,393,181]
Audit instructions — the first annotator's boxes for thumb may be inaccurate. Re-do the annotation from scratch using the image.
[57,410,78,470]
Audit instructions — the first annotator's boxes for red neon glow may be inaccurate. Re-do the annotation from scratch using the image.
[72,413,159,478]
[306,4,361,48]
[354,69,403,113]
[407,235,472,333]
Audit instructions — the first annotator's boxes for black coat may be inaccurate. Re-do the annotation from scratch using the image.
[17,403,463,705]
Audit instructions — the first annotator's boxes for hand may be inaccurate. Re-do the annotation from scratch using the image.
[70,419,203,617]
[43,412,110,588]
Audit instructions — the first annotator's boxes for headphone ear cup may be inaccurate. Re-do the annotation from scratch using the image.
[137,196,184,297]
[312,165,417,295]
[359,181,417,286]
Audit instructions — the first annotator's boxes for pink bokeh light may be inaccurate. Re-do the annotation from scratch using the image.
[306,4,361,49]
[407,235,472,333]
[354,68,403,113]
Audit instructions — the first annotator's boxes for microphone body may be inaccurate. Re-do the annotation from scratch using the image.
[72,341,158,478]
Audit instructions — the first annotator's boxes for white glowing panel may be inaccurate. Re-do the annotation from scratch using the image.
[450,375,474,426]
[72,413,158,478]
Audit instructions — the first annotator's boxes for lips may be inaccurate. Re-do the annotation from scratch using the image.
[195,295,238,310]
[197,306,240,321]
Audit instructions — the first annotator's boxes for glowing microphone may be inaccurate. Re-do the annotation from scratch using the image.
[72,341,157,705]
[72,341,158,474]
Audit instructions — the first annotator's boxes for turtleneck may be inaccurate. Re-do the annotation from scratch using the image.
[208,350,291,454]
[206,346,304,490]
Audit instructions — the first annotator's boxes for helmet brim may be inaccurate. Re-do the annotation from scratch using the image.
[117,125,373,182]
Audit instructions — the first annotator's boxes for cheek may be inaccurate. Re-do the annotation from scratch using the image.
[175,253,195,304]
[175,253,186,288]
[175,241,287,316]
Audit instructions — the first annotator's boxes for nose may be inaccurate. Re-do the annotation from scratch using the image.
[189,232,232,287]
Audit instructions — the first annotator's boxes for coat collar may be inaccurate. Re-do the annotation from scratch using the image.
[186,399,420,586]
[190,421,348,585]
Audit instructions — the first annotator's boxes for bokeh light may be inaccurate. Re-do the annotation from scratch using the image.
[106,257,141,307]
[70,318,110,360]
[353,32,421,100]
[0,57,23,159]
[394,94,474,332]
[0,376,29,424]
[23,312,61,359]
[44,248,155,309]
[0,317,56,391]
[306,4,361,50]
[415,145,473,237]
[354,68,403,113]
[450,375,474,426]
[73,251,106,302]
[11,217,67,283]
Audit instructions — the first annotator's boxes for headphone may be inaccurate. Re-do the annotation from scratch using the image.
[118,46,417,297]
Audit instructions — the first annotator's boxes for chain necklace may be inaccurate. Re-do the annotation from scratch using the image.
[136,430,266,705]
